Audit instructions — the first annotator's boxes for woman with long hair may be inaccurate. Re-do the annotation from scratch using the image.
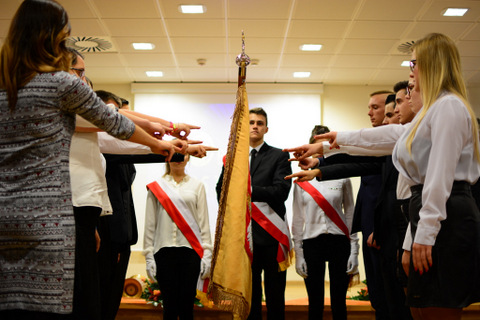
[286,33,480,320]
[0,1,176,319]
[143,155,212,320]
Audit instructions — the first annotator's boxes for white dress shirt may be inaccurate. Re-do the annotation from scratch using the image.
[292,178,359,254]
[70,115,112,215]
[143,175,212,257]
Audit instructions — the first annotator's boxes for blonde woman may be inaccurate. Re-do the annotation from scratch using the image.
[286,33,480,320]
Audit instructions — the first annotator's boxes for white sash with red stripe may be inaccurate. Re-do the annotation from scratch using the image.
[251,202,293,271]
[146,180,209,294]
[295,180,350,239]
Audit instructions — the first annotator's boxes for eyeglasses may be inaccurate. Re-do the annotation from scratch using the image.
[409,59,417,72]
[70,67,85,78]
[405,84,414,97]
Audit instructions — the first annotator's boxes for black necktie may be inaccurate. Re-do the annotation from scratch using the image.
[250,149,257,175]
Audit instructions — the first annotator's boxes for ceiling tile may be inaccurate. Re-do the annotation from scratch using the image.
[171,37,226,54]
[113,37,172,53]
[281,54,333,68]
[102,19,166,37]
[406,22,473,40]
[462,24,480,41]
[293,0,361,20]
[175,54,228,67]
[228,37,284,54]
[121,53,176,67]
[228,20,288,38]
[356,0,420,21]
[332,55,389,68]
[160,0,226,19]
[59,0,96,19]
[289,20,351,39]
[130,67,181,81]
[418,0,480,22]
[85,67,133,84]
[180,67,229,81]
[165,19,225,37]
[82,53,124,67]
[339,39,399,55]
[457,40,480,56]
[284,38,342,54]
[92,0,160,18]
[69,19,108,36]
[227,0,292,19]
[347,21,411,39]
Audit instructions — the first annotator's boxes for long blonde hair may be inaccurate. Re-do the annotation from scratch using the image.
[0,0,72,112]
[406,33,480,161]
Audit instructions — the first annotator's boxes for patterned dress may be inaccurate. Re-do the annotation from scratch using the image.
[0,72,135,314]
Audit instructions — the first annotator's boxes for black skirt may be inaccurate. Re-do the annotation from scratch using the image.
[406,181,480,308]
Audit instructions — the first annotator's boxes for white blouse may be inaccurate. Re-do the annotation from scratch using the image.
[292,179,359,254]
[143,175,212,256]
[393,93,480,247]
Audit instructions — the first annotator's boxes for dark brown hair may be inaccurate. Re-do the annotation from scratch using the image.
[0,0,72,111]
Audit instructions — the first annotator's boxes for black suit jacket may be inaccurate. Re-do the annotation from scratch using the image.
[216,142,292,245]
[102,153,184,252]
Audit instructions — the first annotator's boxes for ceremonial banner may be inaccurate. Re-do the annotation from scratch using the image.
[208,83,252,320]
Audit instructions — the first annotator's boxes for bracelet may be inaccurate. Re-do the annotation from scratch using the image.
[172,123,178,132]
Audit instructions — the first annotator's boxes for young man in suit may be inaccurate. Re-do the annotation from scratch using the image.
[217,107,292,320]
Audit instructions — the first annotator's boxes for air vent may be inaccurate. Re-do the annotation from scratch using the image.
[398,41,415,54]
[66,36,116,53]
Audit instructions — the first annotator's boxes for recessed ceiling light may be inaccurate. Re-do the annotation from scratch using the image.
[146,71,163,77]
[300,44,322,51]
[179,5,205,14]
[443,8,468,16]
[293,72,311,78]
[401,61,410,67]
[132,43,155,50]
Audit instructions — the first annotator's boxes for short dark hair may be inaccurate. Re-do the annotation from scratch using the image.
[393,80,409,94]
[249,107,268,126]
[370,90,394,97]
[309,125,330,144]
[95,90,122,108]
[385,94,396,106]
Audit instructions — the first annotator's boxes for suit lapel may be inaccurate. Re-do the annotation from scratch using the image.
[251,143,269,176]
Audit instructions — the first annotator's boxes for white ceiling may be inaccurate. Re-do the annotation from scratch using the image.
[1,0,480,86]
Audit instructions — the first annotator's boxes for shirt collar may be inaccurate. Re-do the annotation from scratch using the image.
[250,142,264,154]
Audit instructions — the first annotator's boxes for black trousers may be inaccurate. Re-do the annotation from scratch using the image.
[97,216,132,320]
[302,234,350,320]
[72,206,102,320]
[155,247,200,320]
[248,243,287,320]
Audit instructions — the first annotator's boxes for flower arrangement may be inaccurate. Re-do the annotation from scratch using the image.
[140,277,205,307]
[348,280,369,301]
[141,277,163,307]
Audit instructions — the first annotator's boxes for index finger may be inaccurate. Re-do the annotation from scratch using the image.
[283,147,302,153]
[203,146,219,151]
[186,124,201,130]
[186,140,203,145]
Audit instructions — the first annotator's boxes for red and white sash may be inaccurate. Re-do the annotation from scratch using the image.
[294,180,350,239]
[146,180,210,295]
[251,202,293,271]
